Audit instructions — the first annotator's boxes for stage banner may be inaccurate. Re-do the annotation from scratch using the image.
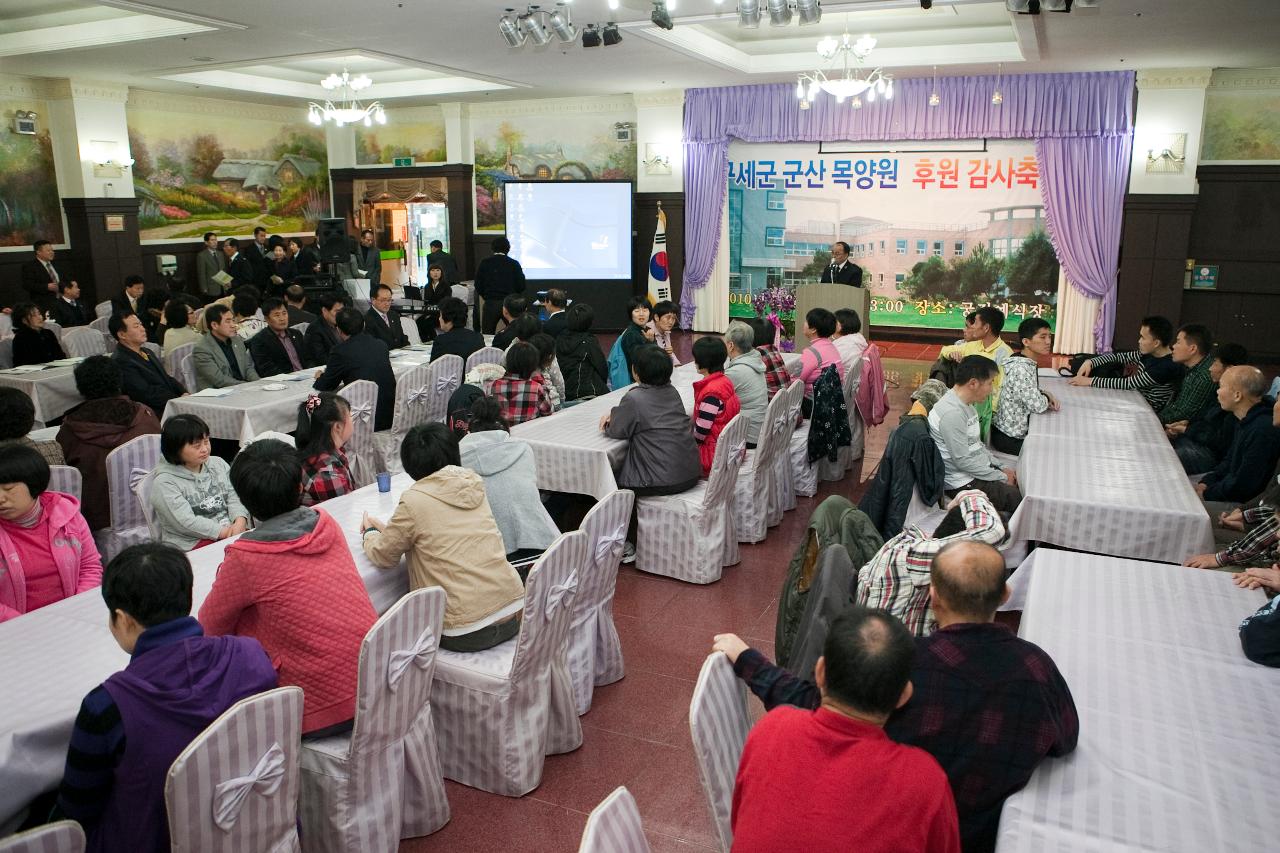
[724,139,1058,339]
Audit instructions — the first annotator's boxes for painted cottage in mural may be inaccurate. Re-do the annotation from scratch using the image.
[211,155,321,199]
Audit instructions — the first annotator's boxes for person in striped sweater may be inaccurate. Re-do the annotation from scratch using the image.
[1067,315,1181,413]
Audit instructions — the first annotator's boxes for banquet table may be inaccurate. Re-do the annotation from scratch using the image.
[995,551,1276,853]
[0,358,85,423]
[0,474,417,830]
[1005,375,1216,564]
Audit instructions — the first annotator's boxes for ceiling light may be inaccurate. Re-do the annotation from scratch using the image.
[795,30,892,108]
[499,10,526,46]
[991,62,1003,105]
[738,0,762,28]
[651,1,673,29]
[548,3,576,42]
[795,0,821,25]
[928,65,940,107]
[767,0,791,26]
[582,23,601,47]
[307,69,386,128]
[602,21,622,45]
[522,5,551,44]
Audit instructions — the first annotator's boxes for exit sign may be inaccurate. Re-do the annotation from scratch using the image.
[393,157,413,167]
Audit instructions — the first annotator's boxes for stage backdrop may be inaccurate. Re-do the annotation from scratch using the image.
[725,139,1058,334]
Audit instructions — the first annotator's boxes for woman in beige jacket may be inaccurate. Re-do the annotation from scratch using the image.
[361,422,525,651]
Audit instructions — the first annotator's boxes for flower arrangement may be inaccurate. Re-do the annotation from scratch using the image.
[751,286,797,351]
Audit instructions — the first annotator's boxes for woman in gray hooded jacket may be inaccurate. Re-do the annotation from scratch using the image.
[723,321,769,447]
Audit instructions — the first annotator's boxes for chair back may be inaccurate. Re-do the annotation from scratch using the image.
[689,652,752,853]
[450,284,469,303]
[134,467,161,539]
[43,320,63,340]
[421,354,462,424]
[48,465,82,501]
[510,531,587,687]
[385,362,432,442]
[0,339,12,369]
[106,434,160,531]
[89,316,110,336]
[94,301,112,319]
[290,322,309,336]
[248,431,294,447]
[177,352,195,392]
[60,327,104,358]
[165,342,196,387]
[0,313,11,338]
[578,787,651,853]
[141,341,162,361]
[400,316,421,346]
[465,346,504,373]
[165,686,304,853]
[568,488,634,712]
[700,414,748,513]
[752,383,790,479]
[0,820,86,853]
[338,379,378,488]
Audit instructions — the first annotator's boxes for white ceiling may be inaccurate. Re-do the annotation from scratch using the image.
[0,0,1277,106]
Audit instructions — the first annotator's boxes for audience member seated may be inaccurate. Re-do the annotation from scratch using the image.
[990,317,1060,455]
[0,444,102,622]
[365,284,409,350]
[556,302,609,400]
[1158,323,1216,426]
[936,307,1011,439]
[722,321,768,448]
[529,332,565,411]
[284,285,316,327]
[855,490,1005,636]
[109,275,148,329]
[110,311,186,417]
[929,356,1022,513]
[1185,500,1279,571]
[691,337,742,476]
[859,379,948,539]
[11,301,66,366]
[728,608,962,853]
[314,308,397,431]
[160,296,201,357]
[831,307,868,372]
[297,392,355,506]
[303,292,346,366]
[490,341,553,426]
[617,296,655,381]
[649,300,680,364]
[0,386,65,466]
[199,439,376,737]
[50,280,92,328]
[361,422,525,652]
[719,541,1079,853]
[149,414,249,551]
[1213,453,1280,548]
[54,543,276,851]
[55,356,162,531]
[459,396,560,561]
[1196,366,1280,505]
[1233,566,1280,666]
[749,317,791,400]
[1168,343,1248,476]
[231,288,265,340]
[429,296,486,364]
[248,297,313,377]
[422,263,452,306]
[541,288,569,337]
[491,295,537,350]
[193,304,259,390]
[793,307,845,415]
[1068,315,1179,413]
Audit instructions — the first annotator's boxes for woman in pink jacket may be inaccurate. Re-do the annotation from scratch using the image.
[0,444,103,622]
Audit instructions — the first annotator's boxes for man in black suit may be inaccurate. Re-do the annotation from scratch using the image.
[247,226,272,289]
[820,241,864,287]
[426,240,459,284]
[284,285,317,327]
[109,275,162,341]
[352,229,381,294]
[109,311,186,416]
[314,308,396,430]
[541,288,569,338]
[222,238,256,290]
[303,292,346,366]
[248,297,314,377]
[50,280,92,327]
[474,236,526,333]
[20,240,75,313]
[491,295,539,350]
[429,297,485,364]
[364,285,409,350]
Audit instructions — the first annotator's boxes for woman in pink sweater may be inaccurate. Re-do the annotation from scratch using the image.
[793,307,846,416]
[198,439,376,736]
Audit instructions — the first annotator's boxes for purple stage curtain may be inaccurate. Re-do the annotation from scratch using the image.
[681,72,1135,348]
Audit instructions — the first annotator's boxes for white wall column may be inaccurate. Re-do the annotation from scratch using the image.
[46,79,133,199]
[441,102,471,164]
[633,90,684,193]
[1129,68,1212,195]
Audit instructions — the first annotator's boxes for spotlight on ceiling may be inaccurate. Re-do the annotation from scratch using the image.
[548,3,576,42]
[522,5,551,44]
[1007,0,1084,13]
[767,0,792,26]
[920,0,933,8]
[582,23,601,47]
[499,9,526,46]
[651,1,674,29]
[602,21,622,45]
[795,0,821,24]
[737,0,762,28]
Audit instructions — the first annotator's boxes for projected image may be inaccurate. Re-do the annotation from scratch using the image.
[506,182,632,280]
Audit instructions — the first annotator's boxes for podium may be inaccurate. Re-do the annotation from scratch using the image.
[795,283,870,333]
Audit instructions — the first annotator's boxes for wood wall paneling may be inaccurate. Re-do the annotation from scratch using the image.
[61,198,143,307]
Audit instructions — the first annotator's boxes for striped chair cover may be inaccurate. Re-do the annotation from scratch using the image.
[248,432,294,447]
[60,327,106,358]
[338,380,379,488]
[290,322,309,336]
[788,383,819,499]
[88,316,110,337]
[141,341,162,361]
[732,388,790,544]
[0,339,13,370]
[165,342,196,390]
[43,321,63,341]
[430,531,587,796]
[0,821,85,853]
[165,686,304,853]
[48,466,82,501]
[299,588,450,851]
[95,433,160,561]
[635,415,748,584]
[177,352,195,394]
[464,346,504,374]
[94,301,112,319]
[421,354,462,425]
[577,787,650,853]
[567,488,634,715]
[0,313,11,338]
[373,363,431,476]
[689,653,752,853]
[135,468,161,539]
[400,316,421,346]
[770,381,805,520]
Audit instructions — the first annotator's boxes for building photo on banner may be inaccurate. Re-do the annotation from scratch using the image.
[725,139,1058,343]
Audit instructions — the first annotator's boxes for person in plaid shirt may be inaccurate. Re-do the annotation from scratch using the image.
[296,392,355,506]
[490,341,552,426]
[1158,324,1216,425]
[714,541,1079,853]
[749,317,791,399]
[856,489,1005,636]
[1185,504,1279,570]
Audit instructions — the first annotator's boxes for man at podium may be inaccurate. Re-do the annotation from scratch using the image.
[820,241,864,287]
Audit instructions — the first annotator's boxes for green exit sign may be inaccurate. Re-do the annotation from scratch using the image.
[393,157,413,167]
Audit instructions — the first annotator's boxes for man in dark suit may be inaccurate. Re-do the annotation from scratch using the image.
[109,311,186,416]
[109,275,161,342]
[352,229,382,294]
[474,236,526,333]
[303,292,347,365]
[429,297,486,364]
[284,285,317,327]
[50,280,92,327]
[20,240,74,313]
[247,226,272,290]
[365,285,409,350]
[491,295,539,350]
[248,297,314,377]
[195,231,226,301]
[541,288,569,338]
[820,241,864,287]
[314,308,396,430]
[222,238,256,290]
[426,240,459,284]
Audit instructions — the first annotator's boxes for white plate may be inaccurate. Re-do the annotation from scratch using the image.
[260,383,288,391]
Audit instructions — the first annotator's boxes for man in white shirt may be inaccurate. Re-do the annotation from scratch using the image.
[821,241,864,287]
[928,355,1022,513]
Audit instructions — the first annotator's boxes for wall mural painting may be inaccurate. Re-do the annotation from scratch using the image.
[472,111,637,231]
[127,106,330,241]
[1202,88,1280,161]
[0,99,63,246]
[355,106,447,165]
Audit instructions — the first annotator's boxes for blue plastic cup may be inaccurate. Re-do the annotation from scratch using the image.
[376,472,391,493]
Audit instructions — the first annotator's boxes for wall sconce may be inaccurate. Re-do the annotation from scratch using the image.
[1144,132,1187,173]
[643,143,673,175]
[85,140,135,178]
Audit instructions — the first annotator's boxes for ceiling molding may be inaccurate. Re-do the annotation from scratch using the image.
[126,88,306,122]
[52,79,132,103]
[96,1,248,31]
[634,90,685,109]
[466,94,635,119]
[1208,67,1280,91]
[1136,68,1213,90]
[0,74,64,102]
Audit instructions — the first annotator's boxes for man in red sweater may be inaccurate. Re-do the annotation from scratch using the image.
[730,608,961,853]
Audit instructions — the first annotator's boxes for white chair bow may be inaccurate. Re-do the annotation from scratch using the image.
[387,627,438,691]
[594,531,626,567]
[436,376,457,393]
[350,402,372,423]
[543,573,578,623]
[407,386,430,405]
[212,742,286,832]
[129,466,149,492]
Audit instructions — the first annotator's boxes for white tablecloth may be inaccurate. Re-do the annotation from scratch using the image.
[1006,377,1215,564]
[996,551,1276,853]
[0,363,83,423]
[0,474,415,828]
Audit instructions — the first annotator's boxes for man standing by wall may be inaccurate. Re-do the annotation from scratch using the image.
[352,229,382,295]
[474,236,526,333]
[21,240,76,313]
[195,232,225,302]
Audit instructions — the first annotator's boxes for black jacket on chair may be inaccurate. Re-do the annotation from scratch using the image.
[112,346,185,417]
[13,326,66,366]
[50,298,92,328]
[248,326,313,377]
[364,307,409,350]
[857,414,946,539]
[313,333,397,430]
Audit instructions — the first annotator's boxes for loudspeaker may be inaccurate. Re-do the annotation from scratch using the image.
[316,218,349,262]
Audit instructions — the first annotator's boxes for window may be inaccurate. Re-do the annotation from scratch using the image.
[766,191,786,211]
[895,273,905,285]
[766,268,783,287]
[991,240,1009,258]
[765,226,784,247]
[1010,237,1025,254]
[954,241,965,257]
[932,241,943,257]
[916,239,926,255]
[880,240,886,255]
[896,239,907,255]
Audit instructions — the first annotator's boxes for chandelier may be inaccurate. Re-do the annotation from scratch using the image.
[795,33,893,110]
[307,70,387,127]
